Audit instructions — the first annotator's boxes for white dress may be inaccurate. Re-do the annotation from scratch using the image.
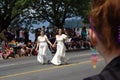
[37,35,52,64]
[51,34,67,65]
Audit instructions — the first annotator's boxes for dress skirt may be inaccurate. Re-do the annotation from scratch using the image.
[37,42,52,64]
[51,42,67,65]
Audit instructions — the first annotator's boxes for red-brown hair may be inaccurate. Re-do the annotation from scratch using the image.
[90,0,120,50]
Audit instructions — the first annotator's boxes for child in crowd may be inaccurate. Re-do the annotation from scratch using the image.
[2,47,14,59]
[30,41,38,56]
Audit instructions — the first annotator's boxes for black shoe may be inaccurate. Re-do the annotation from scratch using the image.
[47,60,51,64]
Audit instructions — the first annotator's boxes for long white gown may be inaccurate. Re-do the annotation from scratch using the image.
[37,35,52,64]
[51,34,67,65]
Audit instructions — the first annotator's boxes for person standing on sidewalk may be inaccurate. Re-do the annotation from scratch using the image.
[84,0,120,80]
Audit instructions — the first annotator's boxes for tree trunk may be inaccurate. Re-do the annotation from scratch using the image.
[53,18,64,29]
[56,23,63,28]
[0,17,11,32]
[0,22,10,32]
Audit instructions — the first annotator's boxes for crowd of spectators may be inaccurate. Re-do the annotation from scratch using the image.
[64,27,91,50]
[0,26,91,60]
[0,27,37,60]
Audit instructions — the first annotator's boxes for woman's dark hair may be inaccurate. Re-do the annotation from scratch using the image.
[57,28,64,34]
[40,30,45,35]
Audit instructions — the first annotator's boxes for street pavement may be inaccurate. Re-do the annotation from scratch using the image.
[0,50,105,80]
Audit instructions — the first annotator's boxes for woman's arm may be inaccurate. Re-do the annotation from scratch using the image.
[53,41,57,47]
[46,36,53,47]
[63,34,68,42]
[63,34,68,39]
[36,37,40,50]
[35,42,39,50]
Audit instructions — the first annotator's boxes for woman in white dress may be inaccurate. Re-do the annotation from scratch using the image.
[36,30,53,64]
[51,28,68,65]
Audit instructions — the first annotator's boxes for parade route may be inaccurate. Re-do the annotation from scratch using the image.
[0,50,105,80]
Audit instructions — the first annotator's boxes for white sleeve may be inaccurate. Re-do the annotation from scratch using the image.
[44,35,48,40]
[62,34,67,39]
[56,35,57,39]
[37,36,40,43]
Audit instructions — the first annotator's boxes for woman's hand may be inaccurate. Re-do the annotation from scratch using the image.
[52,44,56,48]
[35,48,38,51]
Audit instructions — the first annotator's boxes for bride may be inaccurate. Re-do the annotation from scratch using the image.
[51,28,68,65]
[36,30,52,64]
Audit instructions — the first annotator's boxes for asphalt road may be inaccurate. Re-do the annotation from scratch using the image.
[0,50,105,80]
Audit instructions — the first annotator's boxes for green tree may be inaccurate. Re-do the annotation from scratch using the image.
[0,0,34,32]
[0,0,90,32]
[32,0,90,28]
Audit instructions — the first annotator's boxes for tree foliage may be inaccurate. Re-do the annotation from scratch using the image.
[31,0,90,28]
[0,0,34,32]
[0,0,90,32]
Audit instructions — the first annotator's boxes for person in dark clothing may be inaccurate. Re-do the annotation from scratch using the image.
[8,28,15,41]
[16,26,21,41]
[45,27,50,39]
[84,56,120,80]
[0,29,8,41]
[81,27,87,41]
[24,28,29,44]
[35,28,41,41]
[84,0,120,80]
